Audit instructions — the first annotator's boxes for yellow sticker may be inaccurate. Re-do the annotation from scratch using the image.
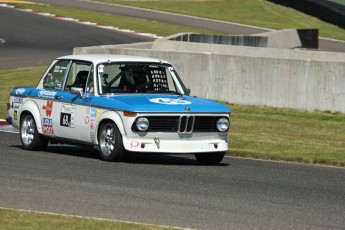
[96,109,101,119]
[14,110,17,120]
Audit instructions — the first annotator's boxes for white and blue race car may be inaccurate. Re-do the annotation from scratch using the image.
[7,55,231,165]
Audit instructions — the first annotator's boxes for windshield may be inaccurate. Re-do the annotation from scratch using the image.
[97,62,186,95]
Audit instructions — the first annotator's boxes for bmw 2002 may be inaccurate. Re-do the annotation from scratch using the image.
[7,55,231,165]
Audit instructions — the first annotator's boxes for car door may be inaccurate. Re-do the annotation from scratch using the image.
[53,61,94,143]
[36,59,71,138]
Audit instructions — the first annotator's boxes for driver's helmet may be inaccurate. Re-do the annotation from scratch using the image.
[135,72,147,85]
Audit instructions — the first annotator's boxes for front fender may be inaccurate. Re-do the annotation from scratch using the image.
[21,100,42,134]
[94,111,125,145]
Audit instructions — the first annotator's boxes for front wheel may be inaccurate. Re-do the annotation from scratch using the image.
[20,113,48,151]
[195,152,225,165]
[98,121,126,162]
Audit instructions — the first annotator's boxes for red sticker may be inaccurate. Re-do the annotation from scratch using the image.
[42,100,53,117]
[130,140,140,148]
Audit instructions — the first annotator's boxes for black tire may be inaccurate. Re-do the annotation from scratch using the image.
[20,113,48,151]
[98,121,126,162]
[195,152,225,165]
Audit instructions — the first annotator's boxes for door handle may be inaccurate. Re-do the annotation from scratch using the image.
[55,95,63,100]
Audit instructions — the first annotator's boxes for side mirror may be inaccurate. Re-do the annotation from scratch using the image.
[185,88,191,96]
[71,87,83,98]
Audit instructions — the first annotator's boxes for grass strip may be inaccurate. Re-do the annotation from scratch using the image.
[229,104,345,166]
[0,66,45,119]
[1,66,345,166]
[94,0,345,41]
[0,208,177,230]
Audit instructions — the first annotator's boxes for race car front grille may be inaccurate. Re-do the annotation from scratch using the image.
[136,116,224,133]
[148,116,180,132]
[178,115,195,134]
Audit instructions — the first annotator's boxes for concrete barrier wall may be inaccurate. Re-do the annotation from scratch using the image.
[74,45,345,113]
[167,30,312,49]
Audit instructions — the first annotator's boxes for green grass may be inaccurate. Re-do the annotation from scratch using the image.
[229,104,345,166]
[12,3,221,37]
[330,0,345,5]
[94,0,345,41]
[2,66,345,166]
[0,208,174,230]
[0,66,46,119]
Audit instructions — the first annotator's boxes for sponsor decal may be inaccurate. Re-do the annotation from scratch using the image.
[90,108,96,141]
[60,104,76,128]
[53,65,66,73]
[13,97,23,104]
[90,108,96,119]
[200,143,210,150]
[96,109,101,118]
[149,98,191,105]
[61,103,73,114]
[130,140,140,148]
[42,100,53,117]
[38,89,57,99]
[60,113,71,127]
[43,118,54,135]
[13,110,17,120]
[90,121,95,141]
[85,108,90,124]
[15,88,26,95]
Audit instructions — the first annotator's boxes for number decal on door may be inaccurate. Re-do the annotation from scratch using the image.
[60,113,71,127]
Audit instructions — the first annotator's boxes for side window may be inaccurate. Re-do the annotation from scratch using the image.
[65,62,92,93]
[98,63,122,94]
[85,68,94,94]
[43,60,70,90]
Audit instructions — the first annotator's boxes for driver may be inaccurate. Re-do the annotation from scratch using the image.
[119,65,148,91]
[134,72,148,91]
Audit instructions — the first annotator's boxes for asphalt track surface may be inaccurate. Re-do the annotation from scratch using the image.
[0,129,345,229]
[32,0,345,53]
[0,5,153,68]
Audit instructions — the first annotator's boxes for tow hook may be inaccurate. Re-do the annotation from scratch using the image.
[154,138,160,149]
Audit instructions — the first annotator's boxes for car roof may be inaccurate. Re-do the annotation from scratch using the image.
[56,54,170,65]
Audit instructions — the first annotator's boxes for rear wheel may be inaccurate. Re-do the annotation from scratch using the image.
[20,113,48,150]
[98,121,126,162]
[195,152,225,165]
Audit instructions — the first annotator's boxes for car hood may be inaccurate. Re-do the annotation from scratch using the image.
[94,94,230,113]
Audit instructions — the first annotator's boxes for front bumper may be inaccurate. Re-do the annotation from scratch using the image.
[5,117,12,125]
[123,135,228,153]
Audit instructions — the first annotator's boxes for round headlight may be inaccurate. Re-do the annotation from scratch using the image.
[216,118,229,132]
[136,117,149,131]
